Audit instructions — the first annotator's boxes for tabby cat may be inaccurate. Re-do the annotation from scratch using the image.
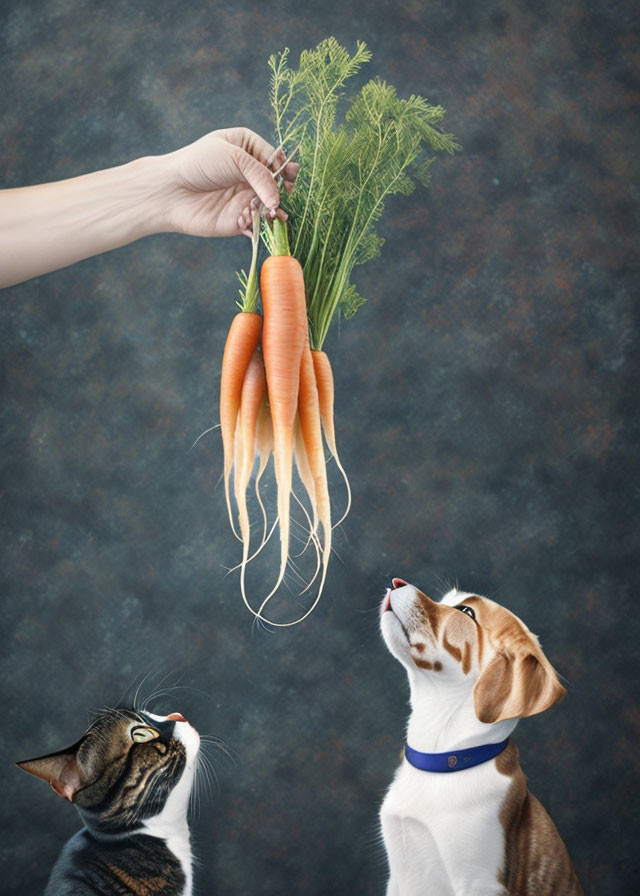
[18,706,200,895]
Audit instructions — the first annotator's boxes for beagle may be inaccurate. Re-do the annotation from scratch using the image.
[379,580,582,895]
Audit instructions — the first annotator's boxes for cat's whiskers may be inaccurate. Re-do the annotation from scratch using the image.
[189,748,217,819]
[19,704,198,893]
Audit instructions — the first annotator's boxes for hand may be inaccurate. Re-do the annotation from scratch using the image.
[161,127,299,238]
[0,126,300,288]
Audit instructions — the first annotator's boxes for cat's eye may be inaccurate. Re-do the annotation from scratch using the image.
[131,726,159,743]
[456,605,476,620]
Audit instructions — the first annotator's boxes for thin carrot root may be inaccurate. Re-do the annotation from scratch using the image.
[235,355,270,619]
[294,416,318,547]
[254,399,274,553]
[312,348,352,528]
[291,487,322,577]
[220,312,262,539]
[298,341,332,598]
[235,348,267,543]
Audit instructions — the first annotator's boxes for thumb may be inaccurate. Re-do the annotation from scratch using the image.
[234,148,280,210]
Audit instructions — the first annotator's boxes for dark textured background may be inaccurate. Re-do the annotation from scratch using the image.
[1,1,638,893]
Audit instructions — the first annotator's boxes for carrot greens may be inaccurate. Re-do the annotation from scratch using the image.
[236,209,261,313]
[267,38,460,348]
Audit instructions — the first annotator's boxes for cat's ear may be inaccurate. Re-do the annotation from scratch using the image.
[17,744,83,802]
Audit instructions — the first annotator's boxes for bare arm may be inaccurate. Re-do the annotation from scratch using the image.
[0,127,298,289]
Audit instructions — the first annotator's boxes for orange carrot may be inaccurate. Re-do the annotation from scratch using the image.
[292,417,322,588]
[311,348,351,526]
[294,415,318,538]
[219,312,262,538]
[254,398,274,549]
[225,398,277,581]
[235,347,267,546]
[297,341,331,597]
[259,254,308,598]
[235,348,269,614]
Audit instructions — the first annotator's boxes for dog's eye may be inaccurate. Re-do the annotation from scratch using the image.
[456,605,476,620]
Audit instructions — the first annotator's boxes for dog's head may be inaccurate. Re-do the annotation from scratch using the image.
[380,580,565,724]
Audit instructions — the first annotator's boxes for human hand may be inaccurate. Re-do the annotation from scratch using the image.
[159,127,299,239]
[0,126,299,288]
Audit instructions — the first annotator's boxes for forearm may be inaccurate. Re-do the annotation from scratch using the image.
[0,155,172,288]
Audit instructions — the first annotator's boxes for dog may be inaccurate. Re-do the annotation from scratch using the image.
[379,579,582,895]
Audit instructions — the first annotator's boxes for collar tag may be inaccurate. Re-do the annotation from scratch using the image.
[404,739,509,773]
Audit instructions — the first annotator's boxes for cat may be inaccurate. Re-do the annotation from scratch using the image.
[17,706,200,896]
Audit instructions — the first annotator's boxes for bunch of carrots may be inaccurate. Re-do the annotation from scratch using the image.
[218,39,459,625]
[220,211,339,627]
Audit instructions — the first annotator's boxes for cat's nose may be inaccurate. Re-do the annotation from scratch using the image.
[391,578,408,589]
[167,712,186,723]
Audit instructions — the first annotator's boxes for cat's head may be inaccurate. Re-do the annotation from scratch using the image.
[17,707,200,834]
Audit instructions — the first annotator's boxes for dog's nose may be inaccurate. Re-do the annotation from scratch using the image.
[391,578,408,589]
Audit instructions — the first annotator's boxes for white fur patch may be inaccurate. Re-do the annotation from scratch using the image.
[142,713,200,896]
[380,586,517,894]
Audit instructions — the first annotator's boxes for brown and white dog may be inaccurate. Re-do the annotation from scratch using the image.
[380,580,582,896]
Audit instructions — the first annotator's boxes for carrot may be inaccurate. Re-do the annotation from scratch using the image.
[254,398,274,551]
[297,342,331,596]
[219,312,262,538]
[294,416,318,539]
[225,397,277,581]
[253,343,329,626]
[292,417,322,588]
[259,253,308,599]
[235,347,267,549]
[236,349,269,616]
[311,349,352,526]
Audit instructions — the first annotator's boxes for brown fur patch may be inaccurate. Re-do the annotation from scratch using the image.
[442,633,462,663]
[469,596,566,722]
[521,654,545,706]
[470,598,533,653]
[109,866,167,894]
[474,652,513,723]
[457,596,484,665]
[495,739,583,892]
[497,768,583,894]
[416,591,440,638]
[413,658,444,672]
[495,740,519,777]
[413,642,426,653]
[462,641,472,675]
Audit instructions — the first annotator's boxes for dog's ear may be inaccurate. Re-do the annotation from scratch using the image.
[474,649,566,724]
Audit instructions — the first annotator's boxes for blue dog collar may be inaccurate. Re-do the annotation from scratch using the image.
[405,738,509,773]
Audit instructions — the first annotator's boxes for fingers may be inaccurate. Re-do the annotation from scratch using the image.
[236,197,288,238]
[223,127,300,191]
[234,148,281,211]
[234,128,300,186]
[219,126,277,168]
[237,208,252,235]
[268,145,300,192]
[178,127,301,238]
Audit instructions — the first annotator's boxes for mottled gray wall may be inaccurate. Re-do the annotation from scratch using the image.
[1,1,638,893]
